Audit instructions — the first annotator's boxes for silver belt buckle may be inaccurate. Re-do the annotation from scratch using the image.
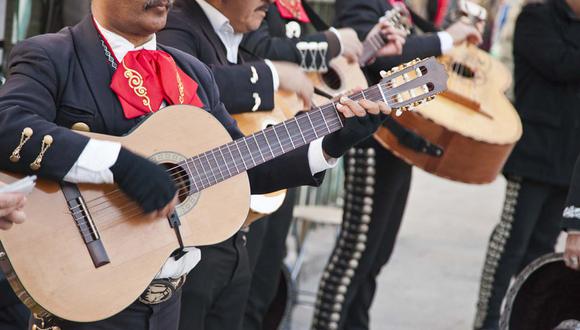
[139,275,186,305]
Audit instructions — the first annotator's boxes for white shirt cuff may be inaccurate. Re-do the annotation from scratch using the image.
[437,31,454,54]
[308,138,338,175]
[63,139,122,184]
[264,59,280,91]
[329,27,344,56]
[154,247,201,279]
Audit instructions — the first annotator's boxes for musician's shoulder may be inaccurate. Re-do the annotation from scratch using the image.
[7,29,73,67]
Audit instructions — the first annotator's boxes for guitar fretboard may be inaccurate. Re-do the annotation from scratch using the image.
[181,84,389,193]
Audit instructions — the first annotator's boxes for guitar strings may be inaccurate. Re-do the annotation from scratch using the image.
[72,83,415,232]
[71,82,404,223]
[74,116,348,231]
[69,82,396,215]
[81,84,400,230]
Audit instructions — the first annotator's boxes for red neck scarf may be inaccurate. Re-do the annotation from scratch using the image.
[110,50,204,119]
[275,0,311,23]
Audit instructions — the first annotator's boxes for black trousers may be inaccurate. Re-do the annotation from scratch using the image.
[31,289,182,330]
[474,176,567,330]
[312,139,412,330]
[243,189,297,330]
[0,277,29,330]
[179,233,250,330]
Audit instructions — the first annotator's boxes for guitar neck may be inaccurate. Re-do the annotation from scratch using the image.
[183,84,388,192]
[359,33,387,67]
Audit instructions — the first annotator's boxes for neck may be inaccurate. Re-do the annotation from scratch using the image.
[565,0,580,17]
[92,12,153,47]
[203,0,242,33]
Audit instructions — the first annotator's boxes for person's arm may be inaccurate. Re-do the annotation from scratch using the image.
[241,6,344,71]
[514,4,580,84]
[0,39,177,217]
[195,62,391,194]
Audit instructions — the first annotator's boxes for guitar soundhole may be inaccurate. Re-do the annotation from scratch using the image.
[321,67,342,90]
[162,163,191,204]
[451,62,476,78]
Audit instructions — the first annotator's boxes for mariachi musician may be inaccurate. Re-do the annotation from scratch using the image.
[238,1,408,329]
[0,0,390,328]
[308,1,482,329]
[157,0,323,328]
[474,0,580,327]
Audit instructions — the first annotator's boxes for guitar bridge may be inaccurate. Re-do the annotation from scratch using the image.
[61,183,110,268]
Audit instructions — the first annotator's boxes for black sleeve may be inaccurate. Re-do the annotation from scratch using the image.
[196,61,324,194]
[157,28,275,113]
[514,4,580,84]
[241,8,341,70]
[562,155,580,231]
[0,39,89,180]
[335,0,442,83]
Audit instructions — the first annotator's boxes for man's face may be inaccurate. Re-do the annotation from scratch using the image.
[218,0,273,33]
[94,0,174,38]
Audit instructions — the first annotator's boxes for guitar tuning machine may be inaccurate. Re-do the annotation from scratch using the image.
[380,70,389,78]
[427,96,436,101]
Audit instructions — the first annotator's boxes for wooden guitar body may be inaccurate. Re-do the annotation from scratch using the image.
[375,47,522,184]
[0,106,250,322]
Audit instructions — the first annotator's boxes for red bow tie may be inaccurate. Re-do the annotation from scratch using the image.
[110,49,204,119]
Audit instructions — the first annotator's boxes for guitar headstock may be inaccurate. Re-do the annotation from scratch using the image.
[382,4,412,34]
[378,57,448,116]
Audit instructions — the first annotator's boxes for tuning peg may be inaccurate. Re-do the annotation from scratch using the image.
[412,58,421,65]
[395,109,403,117]
[427,96,436,101]
[412,101,423,107]
[380,70,388,78]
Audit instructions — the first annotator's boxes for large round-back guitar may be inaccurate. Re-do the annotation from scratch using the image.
[0,57,446,322]
[374,0,523,184]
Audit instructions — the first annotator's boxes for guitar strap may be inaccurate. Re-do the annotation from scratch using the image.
[383,118,444,157]
[301,1,331,31]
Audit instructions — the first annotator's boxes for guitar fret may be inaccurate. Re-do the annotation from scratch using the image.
[252,135,266,162]
[243,138,257,166]
[294,118,307,144]
[210,150,224,181]
[183,160,200,192]
[234,140,248,170]
[218,147,232,178]
[282,121,296,149]
[306,112,319,139]
[265,129,283,156]
[272,126,285,153]
[193,157,209,188]
[261,131,275,158]
[202,153,218,184]
[317,107,331,134]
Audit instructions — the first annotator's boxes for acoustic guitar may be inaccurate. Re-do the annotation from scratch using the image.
[0,58,447,322]
[374,1,522,184]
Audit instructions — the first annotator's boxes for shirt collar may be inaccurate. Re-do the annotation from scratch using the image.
[94,18,157,62]
[196,0,243,63]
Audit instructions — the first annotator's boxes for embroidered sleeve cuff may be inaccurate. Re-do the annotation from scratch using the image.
[437,31,454,54]
[63,139,122,184]
[308,137,338,175]
[264,59,280,91]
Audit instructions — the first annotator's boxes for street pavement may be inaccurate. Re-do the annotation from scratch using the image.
[288,167,565,330]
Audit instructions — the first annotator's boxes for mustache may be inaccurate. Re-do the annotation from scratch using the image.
[144,0,174,10]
